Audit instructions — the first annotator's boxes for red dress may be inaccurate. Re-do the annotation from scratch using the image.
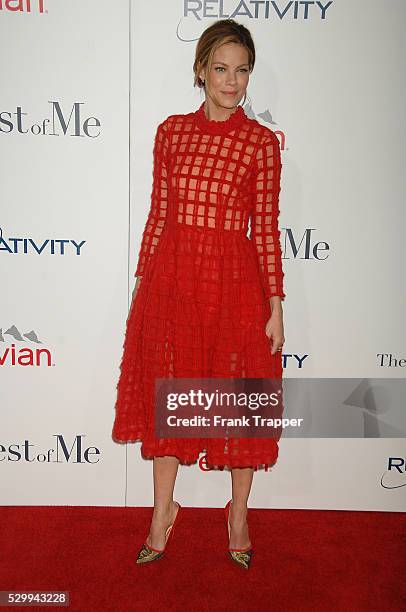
[112,100,286,470]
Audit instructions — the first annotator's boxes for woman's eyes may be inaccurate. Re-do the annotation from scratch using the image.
[214,67,248,73]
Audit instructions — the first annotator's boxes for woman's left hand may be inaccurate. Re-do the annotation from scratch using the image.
[265,302,285,355]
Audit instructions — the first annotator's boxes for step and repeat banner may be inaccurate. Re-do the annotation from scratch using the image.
[1,0,129,506]
[1,1,405,510]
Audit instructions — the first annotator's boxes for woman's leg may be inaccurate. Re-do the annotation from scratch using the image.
[229,467,254,549]
[145,455,180,550]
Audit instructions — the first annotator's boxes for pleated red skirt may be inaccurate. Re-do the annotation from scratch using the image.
[112,223,283,470]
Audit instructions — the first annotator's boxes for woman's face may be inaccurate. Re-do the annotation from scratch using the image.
[200,42,250,108]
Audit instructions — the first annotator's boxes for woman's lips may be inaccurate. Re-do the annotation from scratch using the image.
[221,91,237,96]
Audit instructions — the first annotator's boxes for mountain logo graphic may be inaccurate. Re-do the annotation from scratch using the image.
[0,325,42,344]
[0,325,52,367]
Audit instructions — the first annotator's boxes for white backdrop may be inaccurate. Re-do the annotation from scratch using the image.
[1,0,405,510]
[1,0,129,505]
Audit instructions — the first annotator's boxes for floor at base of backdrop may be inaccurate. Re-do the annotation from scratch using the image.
[0,505,404,612]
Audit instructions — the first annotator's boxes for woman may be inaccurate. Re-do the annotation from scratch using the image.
[112,18,285,570]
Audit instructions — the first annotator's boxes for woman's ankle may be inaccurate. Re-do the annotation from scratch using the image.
[152,499,175,520]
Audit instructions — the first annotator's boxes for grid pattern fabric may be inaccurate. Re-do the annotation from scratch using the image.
[112,101,286,471]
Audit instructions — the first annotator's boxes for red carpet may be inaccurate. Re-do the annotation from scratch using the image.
[0,506,404,611]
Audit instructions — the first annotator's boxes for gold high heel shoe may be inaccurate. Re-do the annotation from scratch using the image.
[136,501,181,564]
[224,499,254,569]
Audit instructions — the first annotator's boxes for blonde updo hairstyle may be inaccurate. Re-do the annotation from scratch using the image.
[193,18,256,108]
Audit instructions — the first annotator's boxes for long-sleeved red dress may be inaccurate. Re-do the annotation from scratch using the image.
[112,100,286,470]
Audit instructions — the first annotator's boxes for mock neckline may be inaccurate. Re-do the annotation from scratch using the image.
[194,100,246,135]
